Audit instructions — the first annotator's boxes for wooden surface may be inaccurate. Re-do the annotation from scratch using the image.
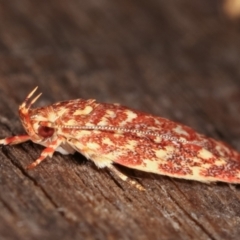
[0,1,240,239]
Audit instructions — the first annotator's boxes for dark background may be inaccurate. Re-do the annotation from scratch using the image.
[0,1,240,239]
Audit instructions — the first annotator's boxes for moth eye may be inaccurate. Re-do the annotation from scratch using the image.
[38,126,54,138]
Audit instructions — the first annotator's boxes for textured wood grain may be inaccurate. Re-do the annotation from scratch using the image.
[0,0,240,239]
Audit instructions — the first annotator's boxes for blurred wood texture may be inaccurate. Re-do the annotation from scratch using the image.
[0,1,240,239]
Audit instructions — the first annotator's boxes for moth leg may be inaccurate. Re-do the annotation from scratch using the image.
[108,165,145,191]
[0,135,31,145]
[26,137,63,169]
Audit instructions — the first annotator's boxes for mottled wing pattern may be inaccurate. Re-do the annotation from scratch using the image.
[54,100,240,183]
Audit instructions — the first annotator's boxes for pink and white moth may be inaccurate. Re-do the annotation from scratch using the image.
[1,86,240,188]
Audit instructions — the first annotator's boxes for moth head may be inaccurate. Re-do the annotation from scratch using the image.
[19,87,55,143]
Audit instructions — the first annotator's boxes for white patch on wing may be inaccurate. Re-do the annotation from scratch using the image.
[86,142,100,150]
[198,149,213,159]
[98,117,109,125]
[66,119,78,125]
[173,125,189,136]
[120,110,138,125]
[106,110,116,118]
[154,146,174,159]
[102,138,114,146]
[73,106,93,115]
[143,160,160,172]
[124,140,137,150]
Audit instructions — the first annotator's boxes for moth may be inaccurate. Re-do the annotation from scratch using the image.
[1,87,240,187]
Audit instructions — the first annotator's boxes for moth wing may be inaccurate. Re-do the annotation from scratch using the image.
[110,135,240,183]
[63,103,240,184]
[69,130,240,183]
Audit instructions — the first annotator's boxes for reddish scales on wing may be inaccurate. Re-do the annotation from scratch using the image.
[48,98,240,183]
[1,87,240,185]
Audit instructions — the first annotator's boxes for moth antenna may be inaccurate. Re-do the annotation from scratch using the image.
[29,93,42,109]
[26,86,38,99]
[19,87,41,114]
[19,87,41,121]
